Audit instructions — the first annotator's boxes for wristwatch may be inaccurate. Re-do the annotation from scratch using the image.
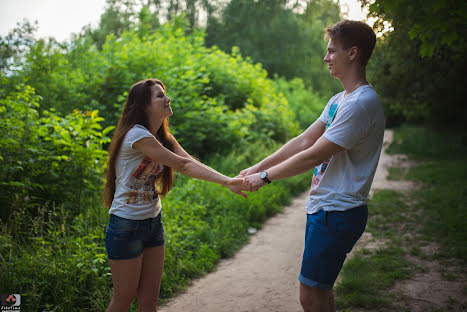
[260,170,271,184]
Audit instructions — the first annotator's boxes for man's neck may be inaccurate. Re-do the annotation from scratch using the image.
[340,68,368,97]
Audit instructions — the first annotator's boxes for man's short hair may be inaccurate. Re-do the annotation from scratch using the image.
[326,20,376,66]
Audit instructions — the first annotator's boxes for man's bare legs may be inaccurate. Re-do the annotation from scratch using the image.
[299,282,336,312]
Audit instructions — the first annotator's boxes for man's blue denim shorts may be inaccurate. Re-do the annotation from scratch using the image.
[299,205,368,290]
[105,213,165,260]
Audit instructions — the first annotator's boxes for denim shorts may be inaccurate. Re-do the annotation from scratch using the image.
[105,213,165,260]
[299,205,368,290]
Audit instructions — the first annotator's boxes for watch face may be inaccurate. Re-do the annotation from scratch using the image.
[260,171,267,179]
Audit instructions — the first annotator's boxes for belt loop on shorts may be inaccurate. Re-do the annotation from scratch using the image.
[325,211,328,226]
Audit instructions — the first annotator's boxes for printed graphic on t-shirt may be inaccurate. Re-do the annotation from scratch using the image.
[310,102,338,193]
[126,156,163,204]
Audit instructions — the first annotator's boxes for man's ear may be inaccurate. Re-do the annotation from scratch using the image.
[349,46,359,62]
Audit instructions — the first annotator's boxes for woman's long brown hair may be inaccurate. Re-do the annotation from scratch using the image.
[103,79,174,208]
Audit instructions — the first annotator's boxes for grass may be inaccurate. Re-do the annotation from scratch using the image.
[336,247,410,308]
[389,125,467,263]
[335,190,412,310]
[387,167,407,180]
[335,125,467,311]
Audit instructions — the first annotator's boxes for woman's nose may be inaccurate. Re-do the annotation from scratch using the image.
[165,96,171,103]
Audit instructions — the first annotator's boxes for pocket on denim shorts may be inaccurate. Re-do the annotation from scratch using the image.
[105,215,138,240]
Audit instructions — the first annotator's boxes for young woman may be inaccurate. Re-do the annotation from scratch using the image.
[103,78,245,312]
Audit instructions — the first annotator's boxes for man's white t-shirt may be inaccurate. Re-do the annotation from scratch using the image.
[109,125,164,220]
[306,85,385,214]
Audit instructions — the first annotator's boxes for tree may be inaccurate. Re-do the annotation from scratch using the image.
[0,19,38,74]
[363,0,467,126]
[81,0,141,47]
[81,0,222,47]
[205,0,341,96]
[363,0,467,58]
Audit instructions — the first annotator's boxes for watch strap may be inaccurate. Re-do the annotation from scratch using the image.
[260,170,271,184]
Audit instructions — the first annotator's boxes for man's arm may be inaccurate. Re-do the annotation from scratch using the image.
[244,135,344,191]
[240,119,326,176]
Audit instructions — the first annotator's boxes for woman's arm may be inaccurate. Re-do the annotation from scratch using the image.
[133,136,246,197]
[171,135,192,158]
[171,135,229,177]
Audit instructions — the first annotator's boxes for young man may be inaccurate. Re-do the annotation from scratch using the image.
[240,20,384,312]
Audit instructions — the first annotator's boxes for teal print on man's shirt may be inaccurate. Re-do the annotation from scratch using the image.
[327,103,338,129]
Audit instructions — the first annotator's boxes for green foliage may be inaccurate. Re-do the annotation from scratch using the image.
[81,0,142,48]
[205,0,341,96]
[0,84,112,229]
[0,19,38,74]
[273,77,326,130]
[81,0,219,47]
[364,0,467,58]
[0,201,112,311]
[11,19,299,158]
[364,0,466,126]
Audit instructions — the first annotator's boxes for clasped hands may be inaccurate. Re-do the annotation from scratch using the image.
[226,166,267,198]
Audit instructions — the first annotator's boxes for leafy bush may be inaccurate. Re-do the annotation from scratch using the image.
[0,202,111,311]
[13,18,299,158]
[0,84,112,229]
[273,77,326,130]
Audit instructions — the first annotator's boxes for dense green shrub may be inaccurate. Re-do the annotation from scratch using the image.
[273,77,327,130]
[0,83,112,228]
[13,19,299,158]
[0,202,111,311]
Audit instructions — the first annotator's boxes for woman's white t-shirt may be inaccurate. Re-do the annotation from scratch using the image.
[109,125,164,220]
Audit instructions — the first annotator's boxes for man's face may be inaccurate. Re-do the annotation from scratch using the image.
[323,38,350,79]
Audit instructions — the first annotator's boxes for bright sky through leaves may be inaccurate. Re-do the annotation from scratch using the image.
[0,0,370,41]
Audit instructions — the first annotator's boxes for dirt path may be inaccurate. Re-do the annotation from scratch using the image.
[158,130,422,312]
[160,190,308,312]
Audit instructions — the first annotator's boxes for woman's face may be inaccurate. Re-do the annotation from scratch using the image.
[146,83,172,119]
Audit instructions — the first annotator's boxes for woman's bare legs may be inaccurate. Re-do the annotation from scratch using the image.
[107,256,143,312]
[136,245,165,312]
